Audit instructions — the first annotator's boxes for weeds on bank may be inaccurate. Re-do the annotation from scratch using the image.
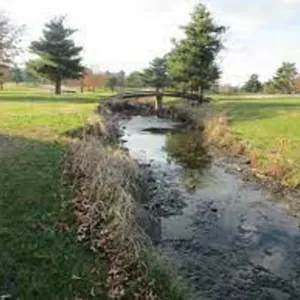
[64,118,191,300]
[203,112,300,188]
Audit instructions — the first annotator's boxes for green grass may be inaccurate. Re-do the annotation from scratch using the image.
[0,88,191,299]
[211,95,300,187]
[0,89,111,299]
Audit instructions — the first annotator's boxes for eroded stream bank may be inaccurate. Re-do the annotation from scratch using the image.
[120,116,300,300]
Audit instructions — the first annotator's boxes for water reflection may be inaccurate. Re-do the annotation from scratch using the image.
[165,131,211,191]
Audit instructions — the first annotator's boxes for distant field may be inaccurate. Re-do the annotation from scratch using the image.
[211,95,300,187]
[0,89,111,298]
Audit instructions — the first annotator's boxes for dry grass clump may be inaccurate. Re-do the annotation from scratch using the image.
[62,108,192,299]
[167,101,207,128]
[65,114,119,143]
[64,131,160,298]
[263,138,298,187]
[203,113,246,156]
[203,113,299,188]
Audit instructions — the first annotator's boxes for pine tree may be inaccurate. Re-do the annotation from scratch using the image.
[143,57,169,92]
[243,74,262,93]
[126,71,143,88]
[168,4,225,99]
[30,16,83,94]
[273,62,297,94]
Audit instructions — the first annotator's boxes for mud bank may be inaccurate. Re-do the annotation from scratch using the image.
[120,115,300,300]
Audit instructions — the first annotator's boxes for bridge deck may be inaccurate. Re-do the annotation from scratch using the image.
[100,91,205,102]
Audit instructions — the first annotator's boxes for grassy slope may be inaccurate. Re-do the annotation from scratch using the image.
[211,95,300,187]
[0,89,112,299]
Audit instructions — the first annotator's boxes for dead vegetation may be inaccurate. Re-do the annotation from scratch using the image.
[63,114,190,299]
[203,113,246,156]
[202,112,298,189]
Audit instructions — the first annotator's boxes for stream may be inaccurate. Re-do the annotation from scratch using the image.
[120,116,300,300]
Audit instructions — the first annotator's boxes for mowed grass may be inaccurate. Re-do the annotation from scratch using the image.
[211,95,300,187]
[0,89,112,299]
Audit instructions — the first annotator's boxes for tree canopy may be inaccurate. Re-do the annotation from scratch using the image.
[243,74,262,93]
[143,57,169,92]
[30,16,83,94]
[105,73,119,92]
[168,4,225,98]
[126,71,144,88]
[263,62,298,94]
[272,62,297,94]
[0,11,24,65]
[0,12,24,89]
[12,65,24,84]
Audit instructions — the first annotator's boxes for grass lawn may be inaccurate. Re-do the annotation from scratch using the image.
[0,89,112,299]
[211,95,300,187]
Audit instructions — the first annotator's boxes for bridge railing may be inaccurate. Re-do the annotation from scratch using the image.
[100,90,206,103]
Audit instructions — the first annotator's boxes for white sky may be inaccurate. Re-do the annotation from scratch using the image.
[2,0,300,85]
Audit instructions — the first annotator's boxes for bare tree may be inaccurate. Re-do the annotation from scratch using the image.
[0,11,24,89]
[0,12,23,63]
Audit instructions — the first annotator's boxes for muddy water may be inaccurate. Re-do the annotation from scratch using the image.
[120,116,300,300]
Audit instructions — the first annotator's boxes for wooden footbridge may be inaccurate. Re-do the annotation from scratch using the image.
[100,90,205,111]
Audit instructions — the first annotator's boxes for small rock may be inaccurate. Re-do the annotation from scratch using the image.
[211,208,218,213]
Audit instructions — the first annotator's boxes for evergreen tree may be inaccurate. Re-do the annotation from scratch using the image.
[273,62,297,94]
[126,71,143,88]
[105,73,118,93]
[12,65,24,85]
[168,4,225,99]
[0,64,11,90]
[243,74,262,93]
[30,16,83,94]
[143,57,169,92]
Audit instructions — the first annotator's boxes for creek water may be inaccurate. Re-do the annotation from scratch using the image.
[120,116,300,300]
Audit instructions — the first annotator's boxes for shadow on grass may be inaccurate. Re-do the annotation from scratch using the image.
[0,134,108,299]
[215,99,300,122]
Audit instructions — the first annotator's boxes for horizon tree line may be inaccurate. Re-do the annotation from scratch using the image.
[1,5,300,95]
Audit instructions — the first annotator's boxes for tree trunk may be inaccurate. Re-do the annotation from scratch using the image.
[55,79,62,95]
[198,86,204,103]
[0,82,3,90]
[155,94,163,114]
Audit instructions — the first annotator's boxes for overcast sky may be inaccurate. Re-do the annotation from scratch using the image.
[1,0,300,85]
